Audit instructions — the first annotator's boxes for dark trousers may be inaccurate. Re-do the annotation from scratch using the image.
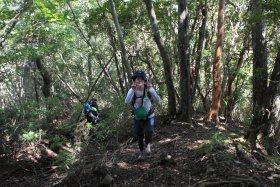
[134,117,155,151]
[86,111,99,124]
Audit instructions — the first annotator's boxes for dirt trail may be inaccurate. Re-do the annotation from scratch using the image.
[1,117,280,186]
[58,119,280,187]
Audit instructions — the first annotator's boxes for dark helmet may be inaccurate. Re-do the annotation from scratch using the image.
[132,70,147,81]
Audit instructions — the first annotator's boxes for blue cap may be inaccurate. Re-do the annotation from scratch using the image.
[132,70,147,81]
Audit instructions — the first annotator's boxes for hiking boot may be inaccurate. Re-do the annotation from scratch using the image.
[145,143,151,154]
[137,151,145,160]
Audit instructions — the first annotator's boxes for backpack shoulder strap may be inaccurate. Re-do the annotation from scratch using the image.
[131,86,146,107]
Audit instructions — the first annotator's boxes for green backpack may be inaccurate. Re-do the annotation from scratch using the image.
[134,106,148,120]
[132,86,150,120]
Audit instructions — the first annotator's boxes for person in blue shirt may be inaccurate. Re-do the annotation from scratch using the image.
[83,97,100,125]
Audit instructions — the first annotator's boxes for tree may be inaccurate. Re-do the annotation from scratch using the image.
[108,0,132,87]
[143,0,176,116]
[208,0,224,125]
[248,0,280,154]
[177,0,191,123]
[248,0,268,150]
[191,1,207,111]
[0,1,31,47]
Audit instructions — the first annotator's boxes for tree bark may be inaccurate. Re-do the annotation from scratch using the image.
[177,0,191,123]
[248,0,268,150]
[225,42,247,119]
[35,57,53,129]
[143,0,177,116]
[192,1,207,105]
[208,0,224,125]
[261,46,280,154]
[87,51,93,89]
[108,0,132,86]
[105,14,125,95]
[35,58,52,98]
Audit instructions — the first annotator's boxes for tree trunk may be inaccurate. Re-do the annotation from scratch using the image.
[192,1,207,105]
[105,15,125,95]
[0,1,31,47]
[35,58,52,98]
[225,42,247,119]
[143,0,177,116]
[87,51,93,89]
[248,0,268,150]
[108,0,132,86]
[177,0,191,123]
[261,46,280,154]
[208,0,224,125]
[35,57,53,129]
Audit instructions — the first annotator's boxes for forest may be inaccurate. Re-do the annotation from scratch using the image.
[0,0,280,186]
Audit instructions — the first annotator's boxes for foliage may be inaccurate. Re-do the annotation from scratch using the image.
[92,96,129,142]
[195,131,228,154]
[19,129,46,143]
[263,0,280,24]
[53,150,73,172]
[49,135,68,151]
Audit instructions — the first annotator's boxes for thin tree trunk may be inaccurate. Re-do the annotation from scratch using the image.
[225,42,247,119]
[108,0,132,86]
[208,0,224,125]
[105,14,125,95]
[0,1,31,47]
[67,1,121,93]
[143,0,177,116]
[177,0,191,123]
[192,1,207,105]
[87,51,93,89]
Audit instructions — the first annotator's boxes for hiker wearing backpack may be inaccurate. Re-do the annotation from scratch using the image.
[125,70,160,160]
[83,97,100,125]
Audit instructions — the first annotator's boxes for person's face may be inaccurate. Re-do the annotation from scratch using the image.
[134,76,145,86]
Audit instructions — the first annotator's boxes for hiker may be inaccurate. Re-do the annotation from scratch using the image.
[83,97,100,125]
[125,70,160,160]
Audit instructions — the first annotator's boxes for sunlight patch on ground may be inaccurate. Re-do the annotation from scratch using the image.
[197,123,211,130]
[187,139,210,149]
[226,145,236,154]
[121,148,137,154]
[216,126,226,131]
[137,163,151,169]
[158,137,181,144]
[116,161,131,169]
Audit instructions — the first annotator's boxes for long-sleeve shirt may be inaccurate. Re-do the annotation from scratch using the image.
[125,87,160,118]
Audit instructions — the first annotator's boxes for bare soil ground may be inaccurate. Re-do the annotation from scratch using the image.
[1,116,280,187]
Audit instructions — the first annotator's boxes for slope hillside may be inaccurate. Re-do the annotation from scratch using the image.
[57,116,280,187]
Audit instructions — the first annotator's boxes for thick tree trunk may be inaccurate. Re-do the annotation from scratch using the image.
[262,46,280,154]
[143,0,177,116]
[35,58,52,98]
[108,0,132,86]
[35,57,53,129]
[177,0,191,123]
[248,0,268,150]
[208,0,224,125]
